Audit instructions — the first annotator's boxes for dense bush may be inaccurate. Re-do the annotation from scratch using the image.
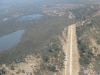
[76,24,94,66]
[78,38,93,66]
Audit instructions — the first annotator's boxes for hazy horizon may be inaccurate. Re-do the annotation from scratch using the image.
[0,0,92,5]
[0,0,43,5]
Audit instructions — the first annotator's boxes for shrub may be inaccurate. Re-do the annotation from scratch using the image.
[16,69,21,74]
[42,55,49,62]
[47,65,56,71]
[22,69,25,73]
[11,65,15,70]
[30,72,32,75]
[0,68,6,74]
[50,66,56,72]
[34,69,40,75]
[96,39,100,45]
[48,49,53,53]
[12,73,15,75]
[2,70,6,74]
[40,63,45,70]
[47,66,50,70]
[52,44,58,50]
[53,53,58,58]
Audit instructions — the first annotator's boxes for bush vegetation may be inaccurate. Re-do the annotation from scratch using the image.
[11,65,15,70]
[0,67,6,75]
[34,37,65,74]
[16,69,21,74]
[22,69,25,73]
[76,14,100,74]
[71,4,99,21]
[76,23,94,67]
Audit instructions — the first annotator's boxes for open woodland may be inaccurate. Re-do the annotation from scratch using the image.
[0,1,100,74]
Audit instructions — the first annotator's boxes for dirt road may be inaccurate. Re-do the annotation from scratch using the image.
[63,24,79,75]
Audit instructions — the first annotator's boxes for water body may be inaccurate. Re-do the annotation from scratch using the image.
[16,14,43,22]
[0,14,43,23]
[0,29,24,52]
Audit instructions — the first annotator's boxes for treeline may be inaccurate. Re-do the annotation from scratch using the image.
[0,50,28,66]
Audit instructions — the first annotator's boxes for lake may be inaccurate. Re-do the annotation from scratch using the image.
[16,14,43,22]
[0,29,25,52]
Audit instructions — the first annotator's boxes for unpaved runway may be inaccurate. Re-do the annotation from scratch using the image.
[63,24,79,75]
